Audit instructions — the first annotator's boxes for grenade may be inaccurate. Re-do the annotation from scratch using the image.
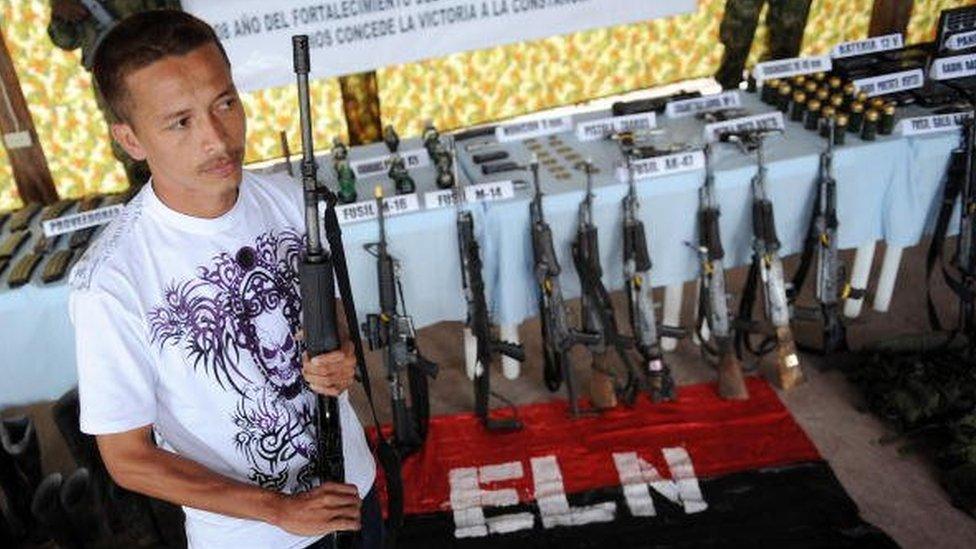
[790,91,807,122]
[805,99,822,130]
[762,78,781,104]
[862,109,879,141]
[848,102,865,133]
[879,103,896,135]
[777,83,793,112]
[835,114,848,145]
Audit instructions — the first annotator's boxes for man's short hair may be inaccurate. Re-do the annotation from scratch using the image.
[92,10,230,123]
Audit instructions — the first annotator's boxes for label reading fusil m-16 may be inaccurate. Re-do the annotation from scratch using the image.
[332,193,421,225]
[665,91,741,119]
[495,116,572,142]
[832,33,903,58]
[898,111,974,136]
[575,113,656,142]
[853,69,924,96]
[350,149,429,178]
[615,150,704,182]
[753,55,831,81]
[703,111,785,143]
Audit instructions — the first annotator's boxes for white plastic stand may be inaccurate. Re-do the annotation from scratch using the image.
[463,327,477,380]
[843,241,876,318]
[873,246,903,313]
[661,283,684,352]
[500,323,521,380]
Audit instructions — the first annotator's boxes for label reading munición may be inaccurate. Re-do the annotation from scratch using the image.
[665,91,741,118]
[349,149,429,178]
[898,111,974,136]
[703,111,785,143]
[615,150,705,182]
[495,116,572,143]
[752,55,831,81]
[853,69,924,96]
[930,53,976,80]
[575,113,656,142]
[946,30,976,51]
[831,33,903,58]
[334,194,421,225]
[42,205,124,238]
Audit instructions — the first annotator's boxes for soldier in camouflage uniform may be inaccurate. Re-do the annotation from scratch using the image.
[48,0,181,187]
[715,0,813,90]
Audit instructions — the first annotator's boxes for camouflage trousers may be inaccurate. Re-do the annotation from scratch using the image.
[715,0,813,89]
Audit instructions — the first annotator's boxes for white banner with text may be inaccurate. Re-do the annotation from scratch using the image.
[183,0,696,91]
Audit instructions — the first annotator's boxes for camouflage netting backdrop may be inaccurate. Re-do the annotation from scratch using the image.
[0,0,972,209]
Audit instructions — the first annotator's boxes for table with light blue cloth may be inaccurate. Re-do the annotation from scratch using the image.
[0,93,961,407]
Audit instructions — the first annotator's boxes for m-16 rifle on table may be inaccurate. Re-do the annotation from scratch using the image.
[572,160,640,408]
[363,186,438,455]
[529,155,600,416]
[790,119,850,354]
[692,144,748,400]
[453,139,525,431]
[615,137,682,402]
[722,128,803,390]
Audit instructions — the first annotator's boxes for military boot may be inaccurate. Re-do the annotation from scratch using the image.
[62,469,108,546]
[31,473,78,548]
[0,415,42,538]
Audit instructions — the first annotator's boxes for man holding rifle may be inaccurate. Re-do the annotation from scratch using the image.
[67,10,381,548]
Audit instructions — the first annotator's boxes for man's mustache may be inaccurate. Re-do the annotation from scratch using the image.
[197,148,245,173]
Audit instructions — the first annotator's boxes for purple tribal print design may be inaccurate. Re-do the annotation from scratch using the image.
[147,229,318,491]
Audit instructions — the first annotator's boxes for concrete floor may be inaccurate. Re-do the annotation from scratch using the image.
[7,240,976,547]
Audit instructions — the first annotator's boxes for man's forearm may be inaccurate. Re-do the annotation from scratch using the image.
[98,437,283,526]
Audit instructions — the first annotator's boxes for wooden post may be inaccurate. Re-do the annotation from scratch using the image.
[869,0,913,38]
[0,28,57,205]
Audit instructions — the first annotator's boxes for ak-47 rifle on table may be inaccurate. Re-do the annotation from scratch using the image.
[453,139,525,431]
[529,155,600,416]
[723,128,803,390]
[617,141,682,402]
[363,186,438,455]
[571,160,640,407]
[692,144,748,399]
[791,119,849,354]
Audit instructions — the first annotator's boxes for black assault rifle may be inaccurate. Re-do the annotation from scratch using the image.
[693,144,748,399]
[529,156,600,416]
[572,160,640,406]
[723,128,804,390]
[363,186,438,455]
[453,140,525,431]
[620,150,681,402]
[790,120,849,354]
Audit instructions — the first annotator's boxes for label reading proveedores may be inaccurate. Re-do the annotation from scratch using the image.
[752,55,831,81]
[831,33,903,58]
[702,111,785,143]
[495,116,572,143]
[852,69,924,96]
[665,91,741,118]
[575,113,656,142]
[332,194,421,225]
[615,150,704,182]
[42,205,124,238]
[349,149,429,178]
[930,53,976,80]
[897,111,973,136]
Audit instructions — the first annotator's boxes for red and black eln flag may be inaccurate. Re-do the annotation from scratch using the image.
[373,378,895,548]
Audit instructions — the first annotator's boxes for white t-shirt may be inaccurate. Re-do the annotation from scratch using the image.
[68,171,376,549]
